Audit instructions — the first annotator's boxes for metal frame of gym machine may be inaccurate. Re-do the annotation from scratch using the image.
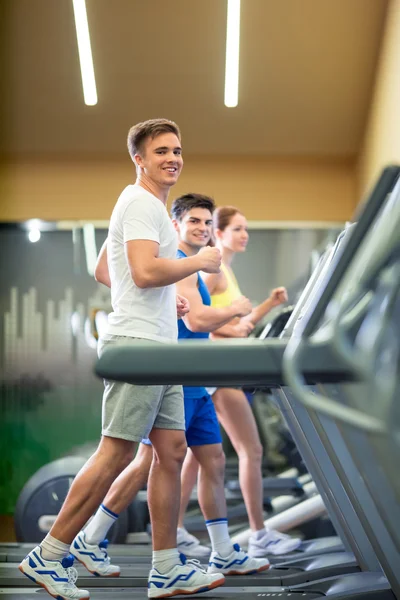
[281,167,400,598]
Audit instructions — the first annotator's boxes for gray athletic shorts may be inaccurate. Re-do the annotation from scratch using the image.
[98,334,185,442]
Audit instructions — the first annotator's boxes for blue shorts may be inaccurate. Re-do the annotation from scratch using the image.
[143,392,222,447]
[244,390,255,405]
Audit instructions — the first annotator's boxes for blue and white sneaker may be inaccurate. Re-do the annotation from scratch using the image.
[70,532,120,577]
[208,543,270,576]
[148,554,225,598]
[248,529,302,557]
[19,546,89,600]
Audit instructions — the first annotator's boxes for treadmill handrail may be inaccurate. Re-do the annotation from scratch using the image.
[282,334,386,433]
[95,336,355,387]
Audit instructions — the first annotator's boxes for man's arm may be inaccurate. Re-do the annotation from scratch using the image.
[210,319,254,338]
[125,240,220,288]
[177,275,251,333]
[94,240,111,288]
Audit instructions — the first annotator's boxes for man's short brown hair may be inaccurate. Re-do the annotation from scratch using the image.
[127,118,181,161]
[171,193,215,222]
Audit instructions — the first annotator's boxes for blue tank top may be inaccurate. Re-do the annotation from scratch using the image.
[177,249,209,398]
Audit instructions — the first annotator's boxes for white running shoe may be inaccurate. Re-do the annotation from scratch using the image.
[207,543,270,576]
[19,546,90,600]
[70,532,121,576]
[176,528,211,559]
[248,529,302,557]
[148,554,225,598]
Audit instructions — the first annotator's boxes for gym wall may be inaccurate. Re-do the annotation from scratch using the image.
[357,0,400,197]
[0,155,356,222]
[0,229,107,515]
[0,224,337,516]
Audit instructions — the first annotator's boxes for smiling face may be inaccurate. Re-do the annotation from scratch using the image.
[216,211,249,253]
[135,132,183,189]
[174,207,213,251]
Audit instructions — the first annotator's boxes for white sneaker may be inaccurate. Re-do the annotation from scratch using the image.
[248,529,302,557]
[176,528,211,558]
[148,555,225,598]
[70,532,121,576]
[19,546,90,600]
[208,543,270,575]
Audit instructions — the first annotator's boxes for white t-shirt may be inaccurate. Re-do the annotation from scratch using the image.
[105,184,178,343]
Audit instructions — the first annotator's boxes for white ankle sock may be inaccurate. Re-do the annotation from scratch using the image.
[206,518,233,557]
[253,528,267,540]
[84,504,118,545]
[251,529,266,540]
[40,534,70,562]
[152,548,181,574]
[177,527,192,540]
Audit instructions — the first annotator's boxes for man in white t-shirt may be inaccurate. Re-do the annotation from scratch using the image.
[20,119,224,599]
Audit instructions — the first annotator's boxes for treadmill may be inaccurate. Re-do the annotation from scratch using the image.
[3,167,398,598]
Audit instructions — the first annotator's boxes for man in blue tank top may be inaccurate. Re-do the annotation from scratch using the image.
[169,194,267,570]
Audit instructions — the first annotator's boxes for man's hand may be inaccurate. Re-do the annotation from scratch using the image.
[197,247,221,274]
[177,294,190,319]
[269,287,288,307]
[231,295,253,317]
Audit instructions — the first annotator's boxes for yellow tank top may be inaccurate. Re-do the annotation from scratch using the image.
[211,263,241,308]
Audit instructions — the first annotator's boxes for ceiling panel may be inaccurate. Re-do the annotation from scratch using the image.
[1,0,389,156]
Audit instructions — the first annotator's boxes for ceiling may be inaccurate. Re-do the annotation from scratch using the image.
[2,0,389,157]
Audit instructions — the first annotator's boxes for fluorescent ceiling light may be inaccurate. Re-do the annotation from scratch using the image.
[224,0,241,108]
[72,0,97,106]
